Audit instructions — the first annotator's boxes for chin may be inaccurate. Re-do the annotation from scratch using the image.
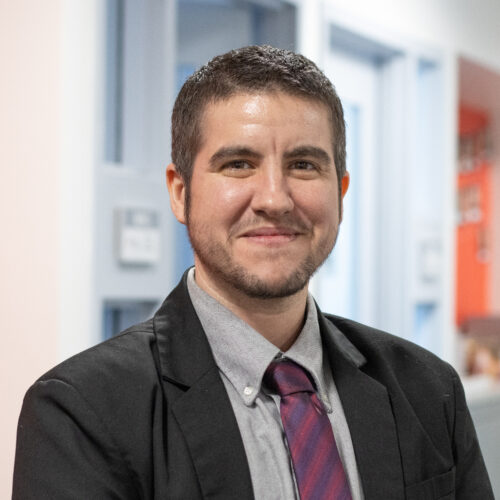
[226,265,312,299]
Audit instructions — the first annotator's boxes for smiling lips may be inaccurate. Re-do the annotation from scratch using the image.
[240,226,303,244]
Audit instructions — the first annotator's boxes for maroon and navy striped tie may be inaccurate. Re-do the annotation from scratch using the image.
[264,360,352,500]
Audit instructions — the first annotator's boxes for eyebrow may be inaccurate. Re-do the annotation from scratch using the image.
[208,145,332,167]
[209,147,263,167]
[283,146,332,165]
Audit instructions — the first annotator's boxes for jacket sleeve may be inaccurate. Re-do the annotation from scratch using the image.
[451,368,495,499]
[13,378,139,500]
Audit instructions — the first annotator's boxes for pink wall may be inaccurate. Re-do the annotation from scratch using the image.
[0,1,61,496]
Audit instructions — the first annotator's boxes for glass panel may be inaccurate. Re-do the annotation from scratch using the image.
[103,0,169,168]
[104,0,125,163]
[102,300,158,340]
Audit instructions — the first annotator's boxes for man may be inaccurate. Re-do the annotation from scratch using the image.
[14,46,493,499]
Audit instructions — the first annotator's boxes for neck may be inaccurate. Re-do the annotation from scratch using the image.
[193,267,308,352]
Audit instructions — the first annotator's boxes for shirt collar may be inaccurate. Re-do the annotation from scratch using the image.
[187,268,331,409]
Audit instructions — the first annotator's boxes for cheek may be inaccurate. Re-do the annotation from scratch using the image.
[293,186,339,226]
[218,183,255,223]
[190,177,253,221]
[219,182,252,205]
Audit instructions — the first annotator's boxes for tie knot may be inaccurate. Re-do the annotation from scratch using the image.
[264,360,315,397]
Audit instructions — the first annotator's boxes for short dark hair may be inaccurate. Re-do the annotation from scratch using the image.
[171,45,346,192]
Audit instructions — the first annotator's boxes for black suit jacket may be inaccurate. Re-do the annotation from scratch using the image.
[13,273,493,499]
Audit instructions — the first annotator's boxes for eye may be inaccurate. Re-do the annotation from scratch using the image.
[291,161,316,171]
[289,161,322,178]
[220,160,254,177]
[225,160,251,170]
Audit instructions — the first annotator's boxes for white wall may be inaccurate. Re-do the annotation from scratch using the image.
[327,0,500,71]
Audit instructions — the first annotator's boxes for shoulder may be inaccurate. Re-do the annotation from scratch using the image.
[323,314,461,463]
[39,319,158,389]
[321,316,494,497]
[15,320,163,497]
[25,319,162,433]
[323,313,458,391]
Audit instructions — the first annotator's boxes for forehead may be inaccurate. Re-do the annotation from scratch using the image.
[197,91,333,151]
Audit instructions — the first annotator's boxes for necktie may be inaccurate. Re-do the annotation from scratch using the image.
[264,360,352,500]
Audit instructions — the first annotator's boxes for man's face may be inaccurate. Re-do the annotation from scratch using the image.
[168,92,348,300]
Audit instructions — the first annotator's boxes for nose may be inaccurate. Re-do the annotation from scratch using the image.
[250,165,294,217]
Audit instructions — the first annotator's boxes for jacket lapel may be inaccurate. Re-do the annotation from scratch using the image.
[319,314,405,499]
[154,273,253,499]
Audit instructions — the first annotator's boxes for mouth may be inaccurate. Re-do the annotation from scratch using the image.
[240,226,302,244]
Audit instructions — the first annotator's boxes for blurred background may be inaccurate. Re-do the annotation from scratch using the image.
[2,0,500,495]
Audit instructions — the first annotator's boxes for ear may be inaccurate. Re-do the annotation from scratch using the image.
[166,163,187,225]
[339,172,350,222]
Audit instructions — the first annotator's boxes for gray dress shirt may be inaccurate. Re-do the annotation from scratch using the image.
[187,268,364,500]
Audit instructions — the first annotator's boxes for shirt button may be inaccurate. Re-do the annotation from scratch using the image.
[243,386,254,396]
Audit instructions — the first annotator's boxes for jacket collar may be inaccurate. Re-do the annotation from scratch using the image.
[153,270,217,388]
[316,302,367,368]
[153,275,367,388]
